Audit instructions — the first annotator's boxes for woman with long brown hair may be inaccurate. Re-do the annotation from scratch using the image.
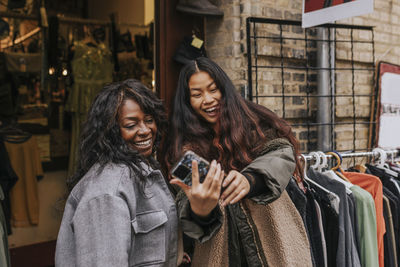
[165,57,313,266]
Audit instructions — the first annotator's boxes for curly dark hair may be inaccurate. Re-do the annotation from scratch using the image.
[165,57,302,178]
[67,79,167,191]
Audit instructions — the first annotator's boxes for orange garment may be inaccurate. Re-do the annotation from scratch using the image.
[5,136,43,227]
[343,171,385,267]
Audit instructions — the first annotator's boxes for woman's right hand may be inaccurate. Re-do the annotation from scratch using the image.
[170,160,224,218]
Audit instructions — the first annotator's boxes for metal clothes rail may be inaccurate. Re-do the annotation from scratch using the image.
[0,11,38,20]
[0,11,150,28]
[302,149,399,162]
[57,15,150,28]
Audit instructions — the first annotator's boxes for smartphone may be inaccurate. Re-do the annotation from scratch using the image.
[170,150,210,186]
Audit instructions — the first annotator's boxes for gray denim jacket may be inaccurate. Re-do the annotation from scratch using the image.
[55,162,178,267]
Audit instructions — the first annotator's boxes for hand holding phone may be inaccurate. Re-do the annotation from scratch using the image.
[170,155,224,218]
[170,151,210,186]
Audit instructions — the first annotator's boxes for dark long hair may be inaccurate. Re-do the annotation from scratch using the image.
[165,57,302,177]
[67,79,167,191]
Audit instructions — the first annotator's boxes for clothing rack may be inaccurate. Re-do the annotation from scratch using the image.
[0,11,38,20]
[302,149,399,162]
[0,11,149,28]
[296,148,400,267]
[57,15,150,28]
[57,15,109,26]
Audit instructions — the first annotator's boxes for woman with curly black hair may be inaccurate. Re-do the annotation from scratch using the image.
[55,79,223,267]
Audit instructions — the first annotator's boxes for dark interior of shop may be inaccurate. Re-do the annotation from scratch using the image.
[0,1,205,266]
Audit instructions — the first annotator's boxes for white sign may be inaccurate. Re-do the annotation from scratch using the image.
[378,72,400,149]
[302,0,374,28]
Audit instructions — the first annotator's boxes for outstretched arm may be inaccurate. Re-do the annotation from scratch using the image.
[221,137,296,205]
[241,139,296,204]
[172,160,224,243]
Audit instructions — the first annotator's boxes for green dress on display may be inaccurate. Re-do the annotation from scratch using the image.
[66,41,113,176]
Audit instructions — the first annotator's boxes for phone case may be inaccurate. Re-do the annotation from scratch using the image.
[170,150,210,186]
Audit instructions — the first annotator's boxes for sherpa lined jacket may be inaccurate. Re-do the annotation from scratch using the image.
[177,132,313,267]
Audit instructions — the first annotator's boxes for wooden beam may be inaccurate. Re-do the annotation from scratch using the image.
[155,0,204,112]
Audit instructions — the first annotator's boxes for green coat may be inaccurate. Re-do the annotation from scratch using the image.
[176,134,312,267]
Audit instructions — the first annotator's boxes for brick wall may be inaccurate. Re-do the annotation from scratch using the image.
[205,0,396,158]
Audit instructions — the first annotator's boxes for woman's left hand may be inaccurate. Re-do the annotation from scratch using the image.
[220,170,250,206]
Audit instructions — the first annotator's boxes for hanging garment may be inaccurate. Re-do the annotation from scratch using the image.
[304,188,326,267]
[348,193,361,259]
[115,53,143,82]
[134,35,147,59]
[389,163,400,173]
[47,16,59,68]
[323,170,353,193]
[4,52,42,73]
[117,31,134,52]
[365,165,400,267]
[0,187,11,267]
[308,169,361,267]
[343,171,385,267]
[324,170,361,259]
[7,0,26,9]
[0,83,16,118]
[65,41,113,176]
[287,178,326,267]
[314,200,328,267]
[306,179,340,267]
[0,53,17,120]
[381,186,400,266]
[0,139,18,234]
[286,178,318,267]
[173,36,207,65]
[5,136,42,227]
[348,184,379,267]
[0,19,9,39]
[382,195,397,267]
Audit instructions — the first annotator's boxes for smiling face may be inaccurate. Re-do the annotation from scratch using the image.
[119,99,157,158]
[188,71,222,125]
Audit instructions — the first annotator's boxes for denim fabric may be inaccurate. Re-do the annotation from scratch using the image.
[55,162,178,267]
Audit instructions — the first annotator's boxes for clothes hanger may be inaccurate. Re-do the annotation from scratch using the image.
[326,151,342,171]
[324,151,355,193]
[296,154,308,193]
[326,151,351,182]
[387,151,400,171]
[301,154,332,194]
[373,147,398,177]
[309,151,320,171]
[353,154,367,173]
[317,151,328,172]
[300,154,309,179]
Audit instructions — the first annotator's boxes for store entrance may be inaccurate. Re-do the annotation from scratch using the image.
[0,1,165,266]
